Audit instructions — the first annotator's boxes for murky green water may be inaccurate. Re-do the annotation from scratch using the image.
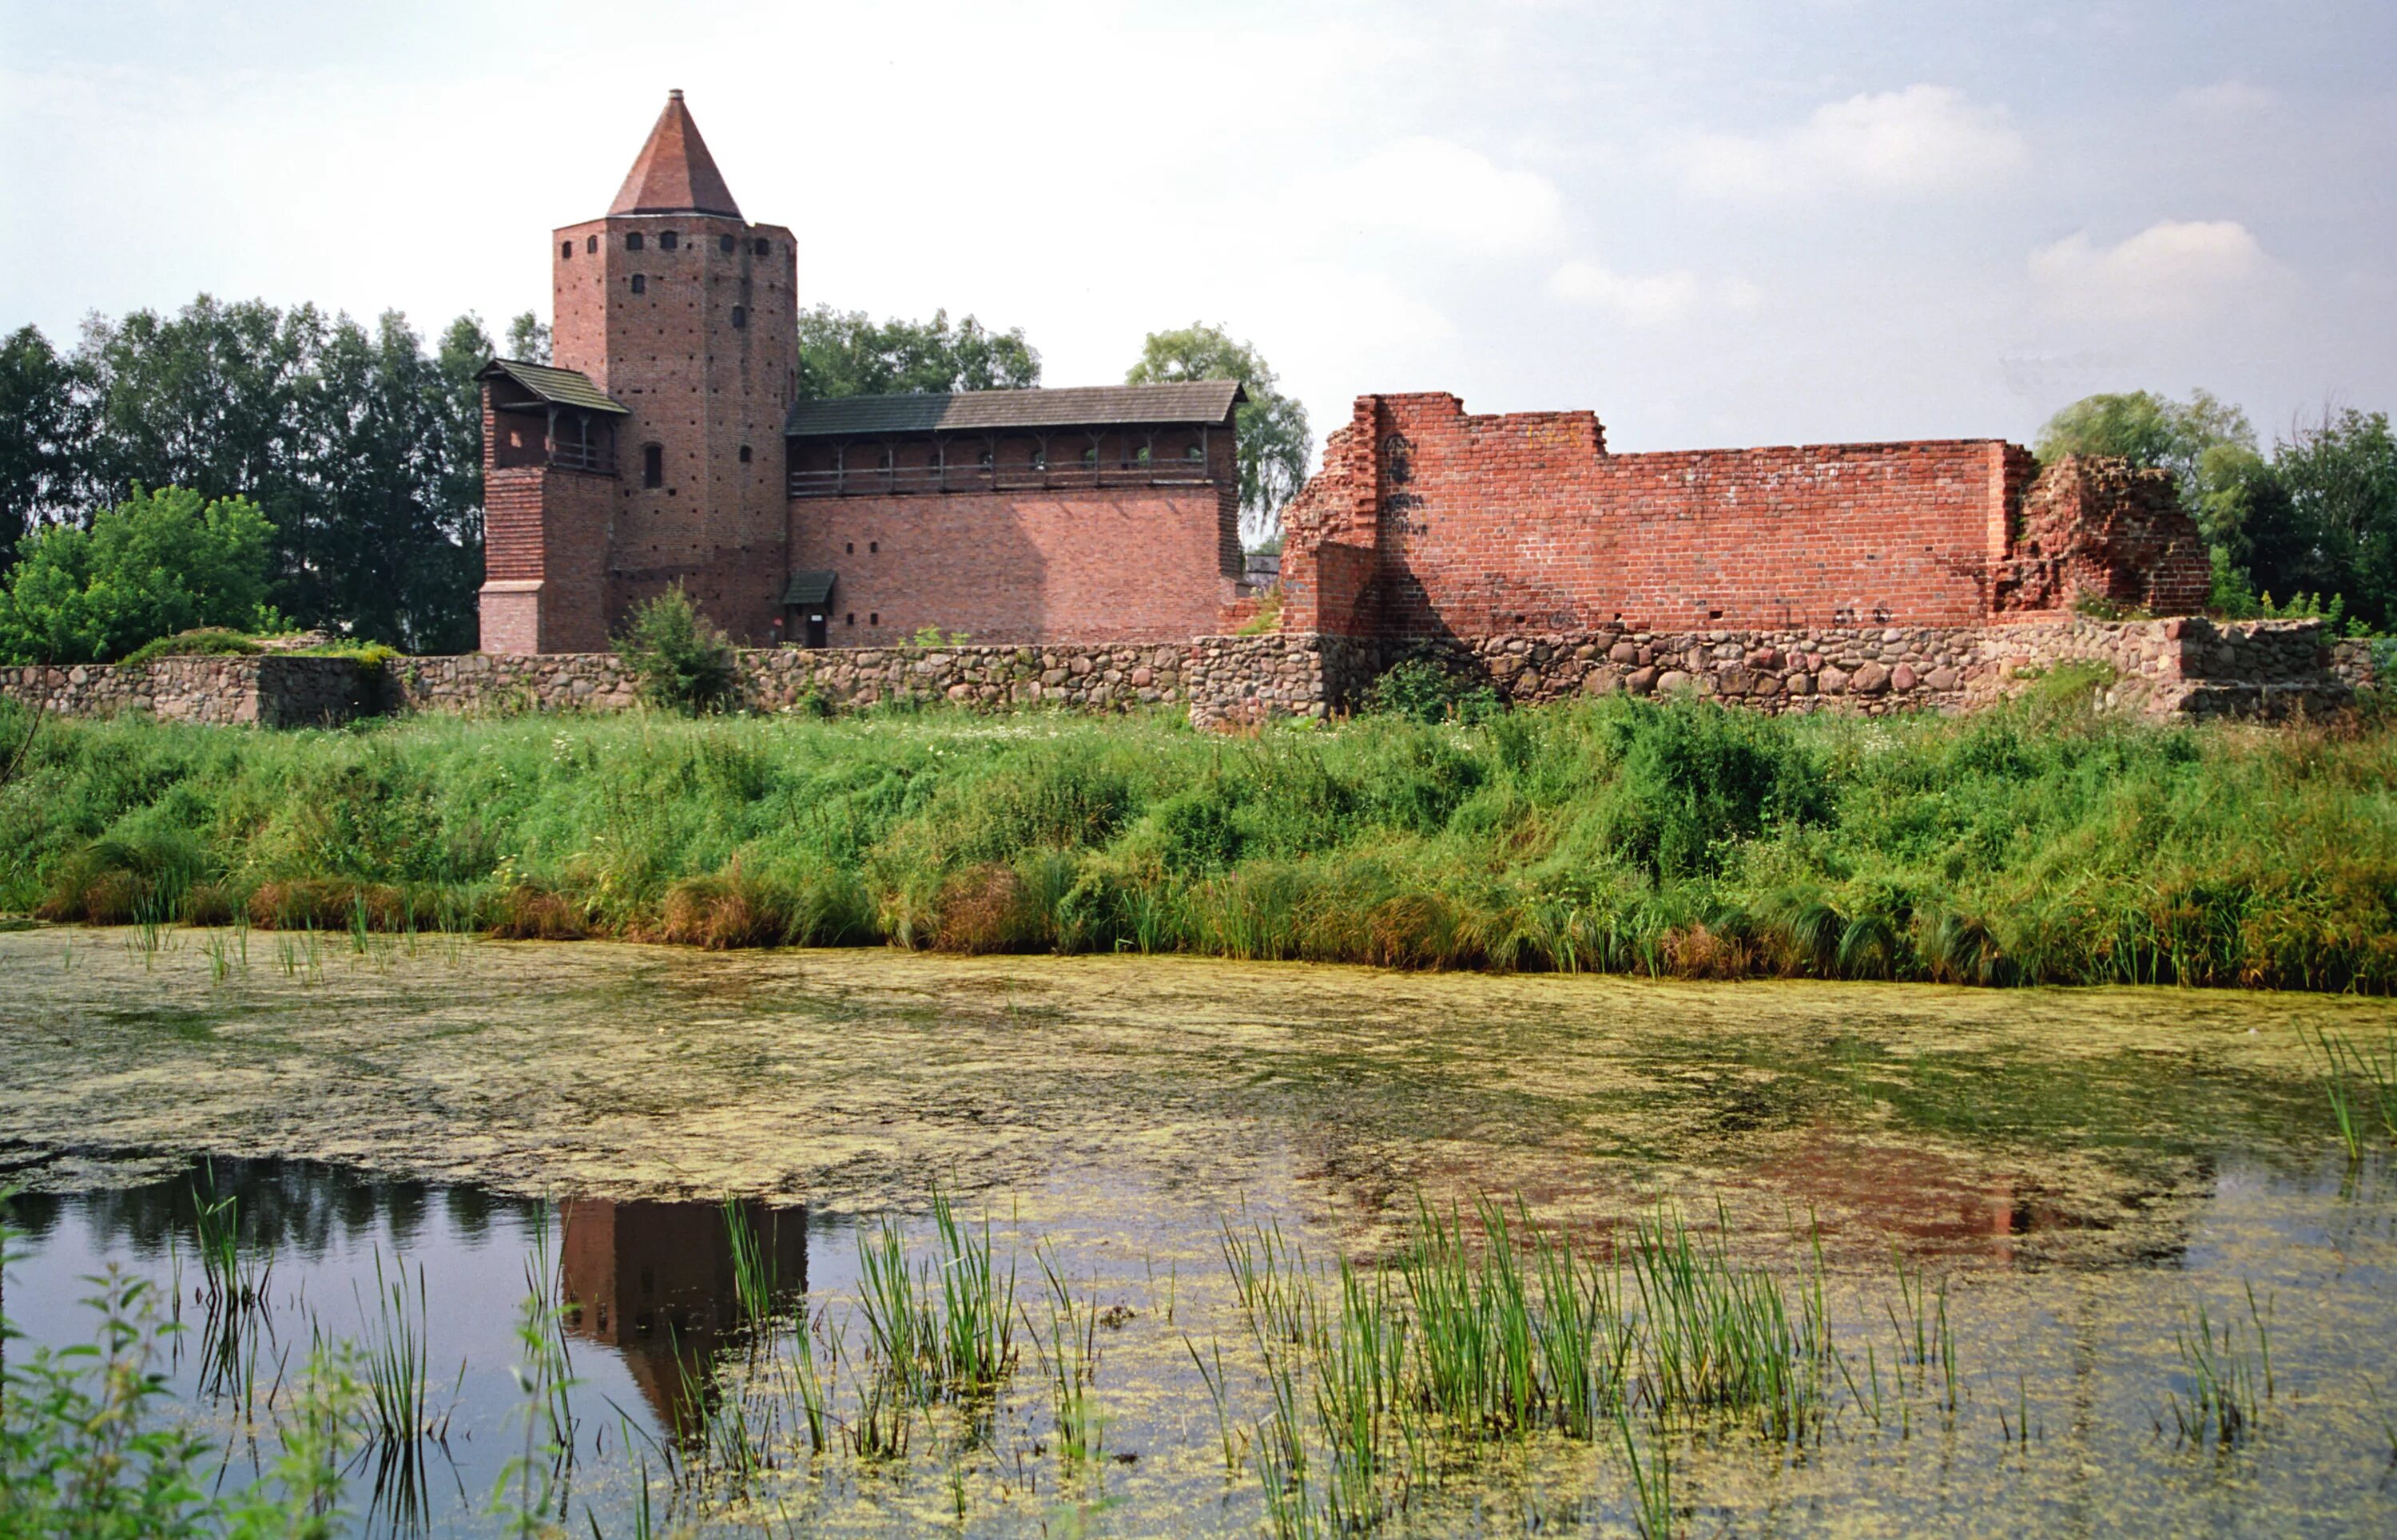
[2,926,2394,1536]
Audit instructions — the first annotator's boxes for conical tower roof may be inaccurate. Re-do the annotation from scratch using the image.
[609,90,742,218]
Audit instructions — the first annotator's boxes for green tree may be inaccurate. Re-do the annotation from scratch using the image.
[2271,407,2397,630]
[55,296,492,653]
[505,311,551,364]
[0,325,84,571]
[1127,323,1312,546]
[278,311,488,653]
[793,306,1039,399]
[0,486,276,663]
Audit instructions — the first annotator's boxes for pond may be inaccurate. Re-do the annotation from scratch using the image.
[2,925,2394,1536]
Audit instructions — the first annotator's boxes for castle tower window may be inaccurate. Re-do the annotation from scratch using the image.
[561,240,573,260]
[659,231,679,251]
[626,232,644,252]
[738,445,753,463]
[753,238,770,256]
[642,443,663,488]
[586,235,598,253]
[870,613,879,625]
[730,305,747,330]
[719,234,737,254]
[630,274,647,295]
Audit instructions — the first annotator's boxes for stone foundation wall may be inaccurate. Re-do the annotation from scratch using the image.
[387,641,1190,716]
[0,656,372,728]
[1203,617,2352,724]
[1184,633,1385,728]
[4,619,2363,730]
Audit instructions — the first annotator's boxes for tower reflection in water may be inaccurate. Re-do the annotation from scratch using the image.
[557,1197,809,1437]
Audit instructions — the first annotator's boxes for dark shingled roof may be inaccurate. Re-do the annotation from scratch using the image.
[479,359,630,416]
[782,570,837,607]
[783,380,1243,438]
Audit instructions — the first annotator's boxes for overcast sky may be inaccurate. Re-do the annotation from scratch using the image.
[3,0,2391,462]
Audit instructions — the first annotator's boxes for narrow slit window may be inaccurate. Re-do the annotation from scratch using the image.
[586,234,598,253]
[738,445,753,463]
[561,240,573,260]
[729,305,746,330]
[642,443,663,488]
[630,274,647,295]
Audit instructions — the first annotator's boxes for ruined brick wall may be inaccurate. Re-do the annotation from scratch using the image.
[785,485,1234,646]
[1994,454,2211,617]
[1277,405,1377,635]
[1293,394,2019,636]
[1282,394,2207,641]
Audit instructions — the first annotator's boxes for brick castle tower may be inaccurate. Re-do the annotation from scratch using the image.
[479,91,797,653]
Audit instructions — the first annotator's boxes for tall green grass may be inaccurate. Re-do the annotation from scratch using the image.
[6,689,2395,990]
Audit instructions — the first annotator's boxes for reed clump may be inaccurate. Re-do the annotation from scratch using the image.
[6,691,2395,992]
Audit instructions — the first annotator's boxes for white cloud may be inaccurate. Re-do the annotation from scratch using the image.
[1548,260,1761,326]
[2029,220,2269,322]
[1306,137,1564,256]
[1681,85,2027,199]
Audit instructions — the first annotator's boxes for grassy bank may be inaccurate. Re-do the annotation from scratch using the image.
[3,685,2393,991]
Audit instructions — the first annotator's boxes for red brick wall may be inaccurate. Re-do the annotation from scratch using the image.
[1283,394,2204,639]
[479,466,614,654]
[551,212,797,645]
[786,483,1234,645]
[1338,394,2013,634]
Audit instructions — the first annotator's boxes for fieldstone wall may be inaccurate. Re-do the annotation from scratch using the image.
[4,619,2365,730]
[0,655,372,728]
[386,641,1190,716]
[1217,617,2355,724]
[1188,633,1347,728]
[2331,637,2389,694]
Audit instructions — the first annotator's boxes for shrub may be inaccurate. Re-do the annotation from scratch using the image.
[612,584,739,714]
[1359,657,1499,724]
[1589,699,1831,879]
[0,486,277,664]
[117,629,262,667]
